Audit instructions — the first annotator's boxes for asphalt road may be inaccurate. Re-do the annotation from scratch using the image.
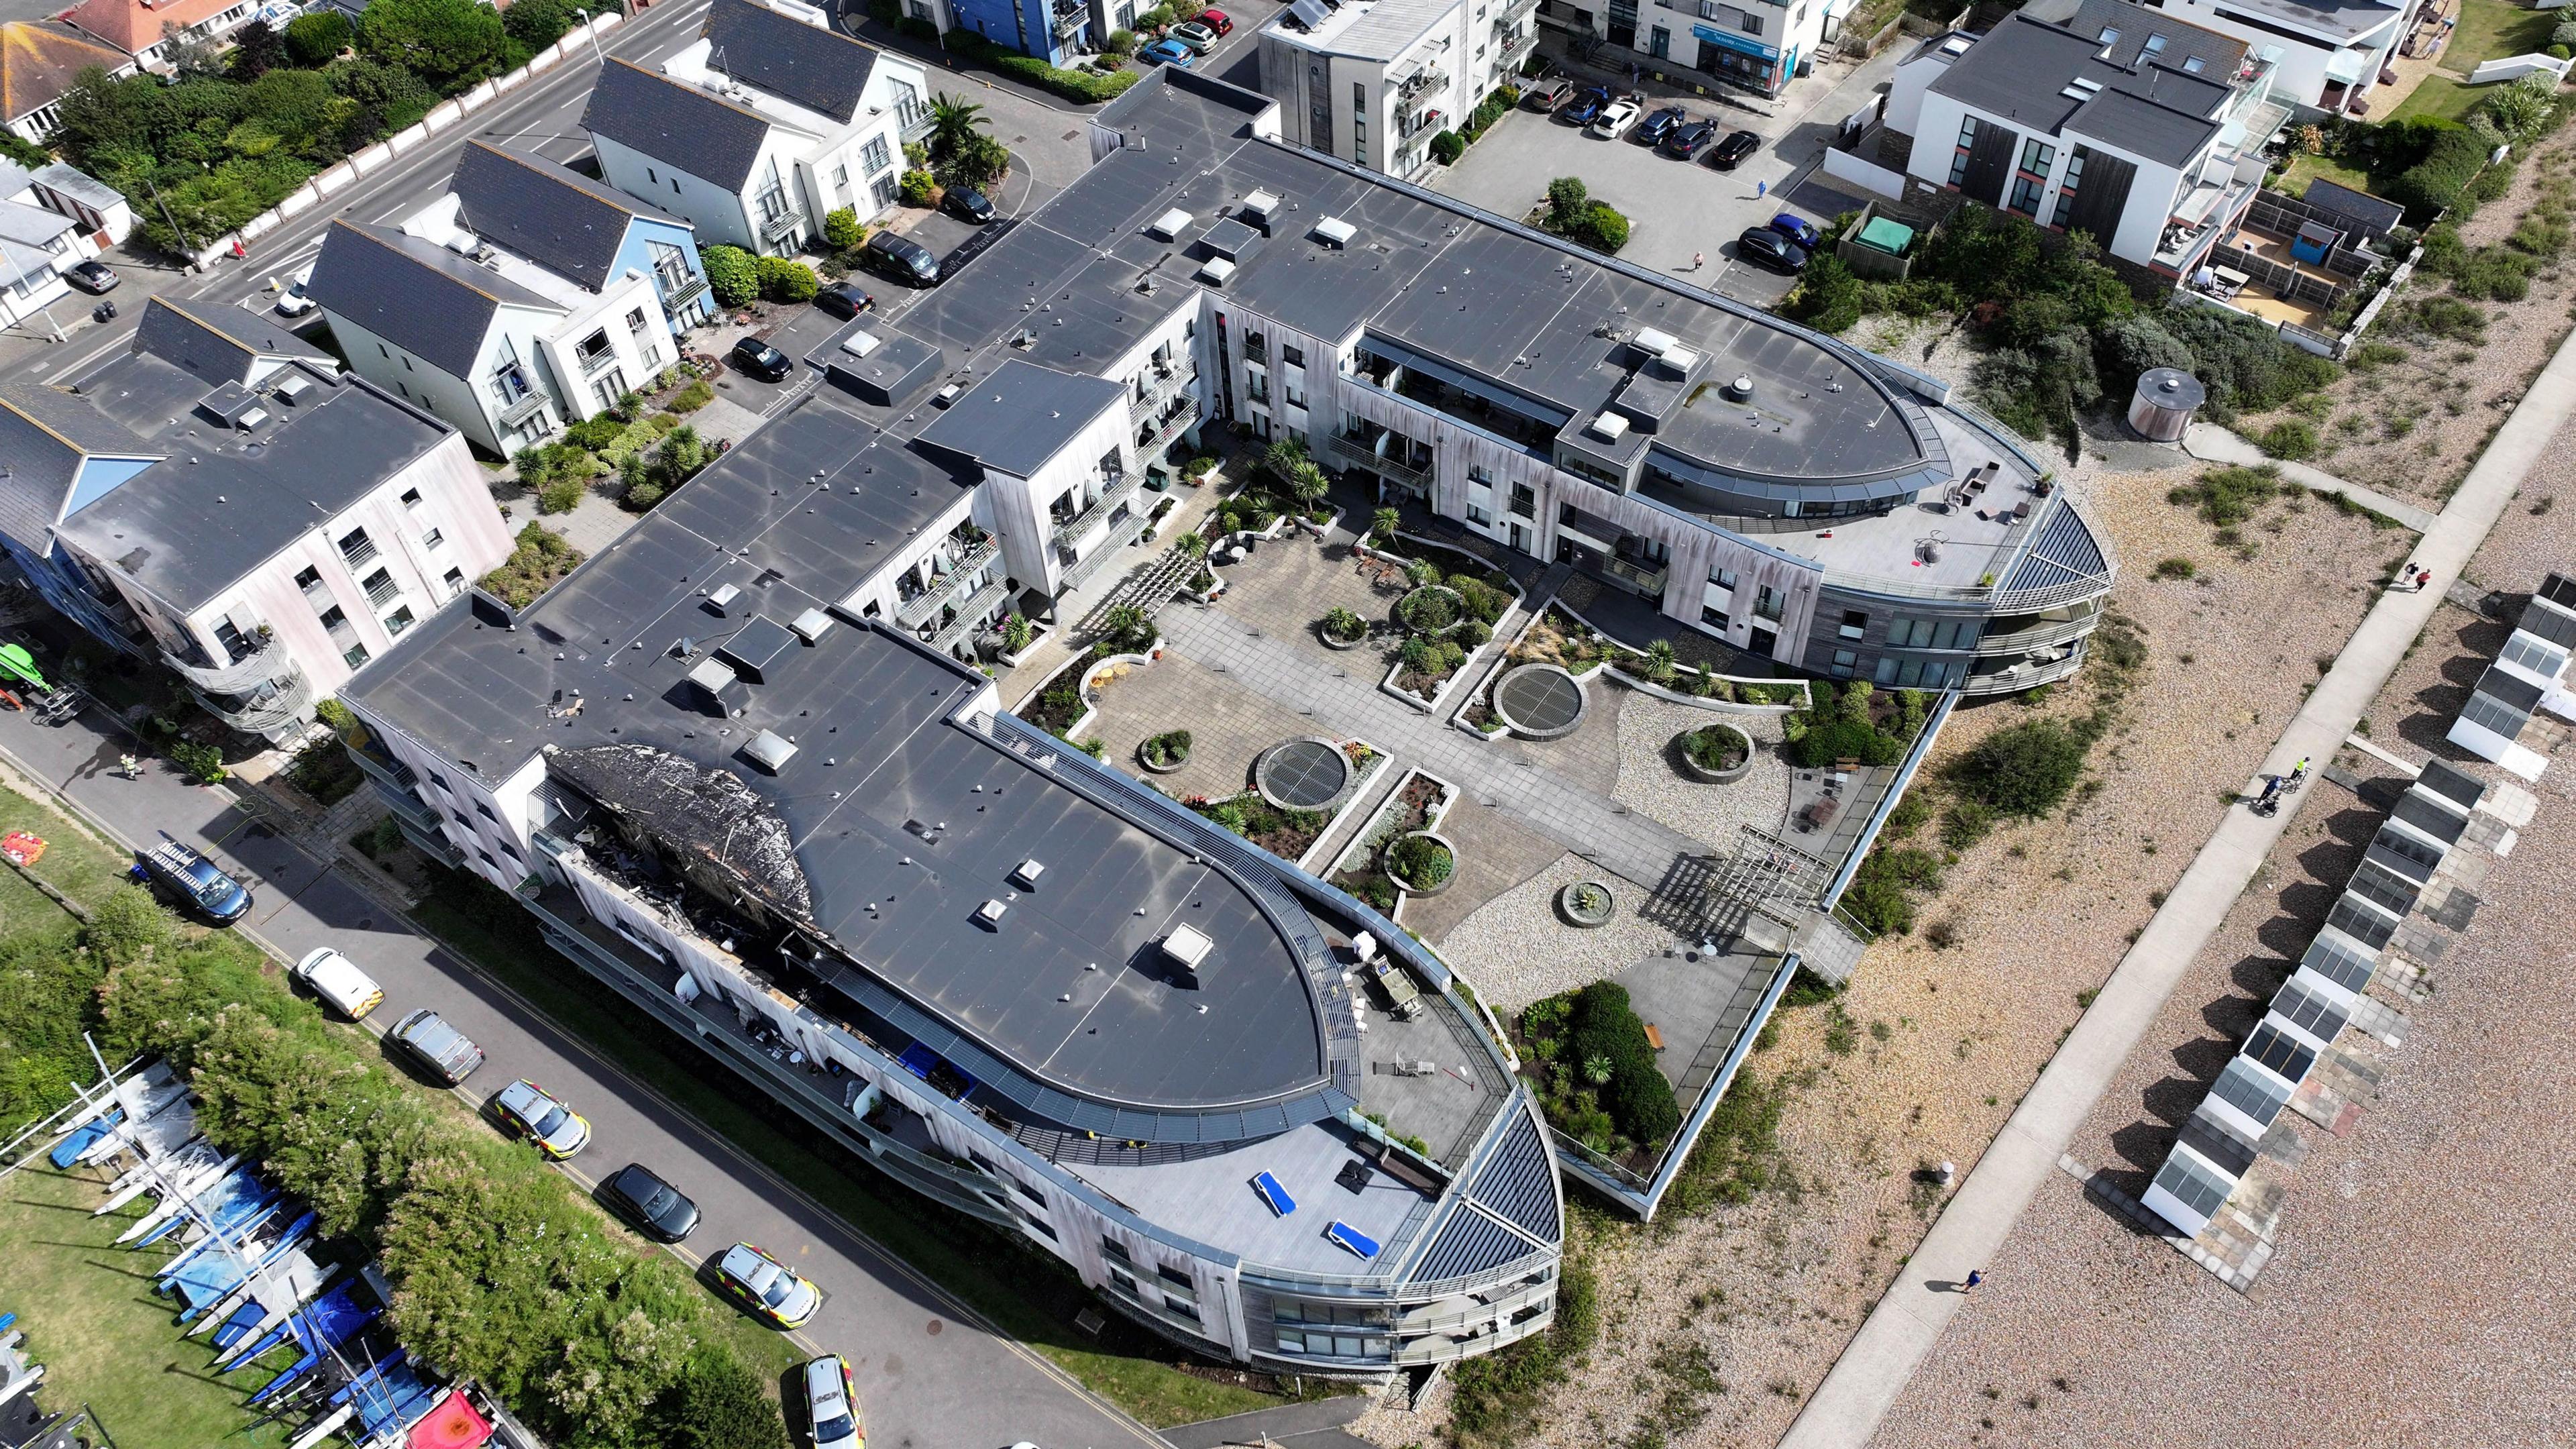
[0,698,1162,1449]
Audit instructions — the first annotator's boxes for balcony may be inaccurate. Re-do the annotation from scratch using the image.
[1128,363,1197,422]
[1242,336,1268,365]
[1051,470,1142,551]
[161,631,291,698]
[757,205,805,244]
[896,95,936,142]
[893,539,1000,629]
[1328,431,1431,489]
[1137,394,1198,445]
[1052,3,1085,37]
[659,271,710,313]
[577,345,619,378]
[1497,25,1537,61]
[1603,553,1668,597]
[1059,502,1155,592]
[364,575,402,610]
[928,577,1011,653]
[339,536,380,570]
[1395,64,1449,99]
[497,390,549,427]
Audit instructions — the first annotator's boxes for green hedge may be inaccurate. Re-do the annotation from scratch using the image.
[941,29,1138,103]
[2387,125,2488,220]
[1566,982,1679,1146]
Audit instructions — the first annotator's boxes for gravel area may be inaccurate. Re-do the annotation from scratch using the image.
[1613,692,1792,851]
[1398,800,1566,947]
[1436,851,1690,1012]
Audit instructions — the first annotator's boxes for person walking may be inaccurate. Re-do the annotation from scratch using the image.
[1962,1269,1985,1293]
[117,753,140,780]
[1691,250,1705,270]
[1756,178,1768,199]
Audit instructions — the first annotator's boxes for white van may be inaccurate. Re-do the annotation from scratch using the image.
[294,947,385,1021]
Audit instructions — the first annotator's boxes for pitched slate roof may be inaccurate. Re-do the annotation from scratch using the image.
[582,57,773,193]
[2064,0,2245,78]
[0,21,126,127]
[701,0,879,125]
[305,220,560,378]
[1930,13,2230,166]
[132,296,332,388]
[451,141,688,293]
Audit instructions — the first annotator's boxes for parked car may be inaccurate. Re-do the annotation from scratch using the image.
[1169,17,1220,51]
[130,837,250,925]
[800,1354,863,1449]
[1198,6,1231,32]
[1711,128,1762,169]
[1634,105,1688,146]
[274,265,317,317]
[714,1242,822,1329]
[943,184,996,224]
[729,337,793,382]
[1735,225,1809,273]
[1557,87,1609,125]
[863,229,941,286]
[814,280,873,320]
[1660,119,1716,160]
[1770,213,1822,251]
[64,260,117,294]
[1588,99,1642,139]
[1522,76,1573,111]
[1138,36,1193,66]
[491,1078,592,1160]
[388,1009,485,1085]
[598,1162,700,1243]
[292,947,384,1020]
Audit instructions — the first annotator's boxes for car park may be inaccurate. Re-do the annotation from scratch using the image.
[1169,18,1219,51]
[1557,87,1609,125]
[1634,105,1687,146]
[1660,119,1715,160]
[943,184,996,224]
[292,947,384,1021]
[729,337,793,382]
[713,1242,822,1329]
[863,230,941,286]
[1139,36,1193,66]
[1735,225,1809,273]
[1588,99,1642,139]
[65,260,117,294]
[388,1010,486,1085]
[274,265,317,317]
[492,1078,592,1160]
[814,280,873,320]
[1711,129,1762,169]
[598,1162,701,1242]
[1770,213,1822,251]
[800,1354,863,1449]
[130,837,250,925]
[1199,6,1231,32]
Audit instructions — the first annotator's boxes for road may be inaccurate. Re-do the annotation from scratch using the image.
[0,700,1161,1449]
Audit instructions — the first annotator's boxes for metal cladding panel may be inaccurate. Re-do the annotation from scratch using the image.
[2001,499,2110,594]
[1409,1204,1533,1284]
[1467,1107,1560,1246]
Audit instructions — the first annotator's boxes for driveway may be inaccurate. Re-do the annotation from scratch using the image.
[0,697,1162,1449]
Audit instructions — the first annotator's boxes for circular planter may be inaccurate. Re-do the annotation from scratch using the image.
[1558,880,1617,926]
[1319,619,1369,650]
[1136,736,1191,774]
[1674,722,1756,784]
[1384,830,1458,898]
[1490,663,1589,741]
[1394,585,1467,638]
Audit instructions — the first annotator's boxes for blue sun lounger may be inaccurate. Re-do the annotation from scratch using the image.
[1325,1220,1381,1260]
[1251,1171,1296,1217]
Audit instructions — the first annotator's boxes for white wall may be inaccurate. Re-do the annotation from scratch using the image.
[531,269,681,420]
[2147,0,2402,109]
[1906,90,2190,269]
[591,131,764,252]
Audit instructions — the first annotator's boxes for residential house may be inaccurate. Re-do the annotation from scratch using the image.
[1889,0,2290,277]
[1539,0,1840,99]
[1,20,135,146]
[0,160,113,335]
[0,298,512,739]
[62,0,258,71]
[1258,0,1531,178]
[24,161,133,246]
[584,0,932,256]
[2125,0,2403,113]
[307,140,710,455]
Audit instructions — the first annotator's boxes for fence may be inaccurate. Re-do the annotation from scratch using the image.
[1839,3,1965,58]
[189,11,625,268]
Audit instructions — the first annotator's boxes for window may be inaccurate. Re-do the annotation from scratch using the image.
[1016,1210,1055,1241]
[1753,586,1784,621]
[1509,484,1536,518]
[421,527,445,550]
[1281,343,1305,369]
[318,605,350,633]
[1109,1267,1139,1296]
[871,174,900,209]
[2019,138,2055,176]
[475,800,496,822]
[1948,117,1978,187]
[429,772,451,794]
[1157,1264,1194,1295]
[384,605,417,637]
[2096,25,2119,44]
[362,568,398,605]
[2008,173,2047,217]
[1102,1236,1132,1264]
[338,527,376,565]
[295,565,323,591]
[1013,1179,1044,1208]
[1740,10,1760,32]
[1887,616,1979,649]
[1283,381,1305,409]
[343,641,371,668]
[1163,1296,1200,1323]
[442,567,466,595]
[1830,648,1857,678]
[1837,609,1867,640]
[1709,566,1738,590]
[213,619,256,662]
[2050,148,2088,227]
[1353,81,1366,112]
[625,308,649,333]
[833,164,849,192]
[862,136,892,174]
[1467,503,1493,525]
[399,487,423,508]
[2182,54,2206,72]
[2141,32,2166,54]
[647,166,658,183]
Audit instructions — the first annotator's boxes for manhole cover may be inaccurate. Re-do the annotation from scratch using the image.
[1496,664,1586,737]
[1258,739,1349,810]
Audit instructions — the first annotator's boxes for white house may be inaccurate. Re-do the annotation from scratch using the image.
[1894,0,2289,276]
[0,160,111,335]
[0,299,513,739]
[2125,0,2404,114]
[583,0,933,256]
[1257,0,1533,178]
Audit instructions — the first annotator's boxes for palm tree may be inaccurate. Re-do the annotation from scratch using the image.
[929,94,989,157]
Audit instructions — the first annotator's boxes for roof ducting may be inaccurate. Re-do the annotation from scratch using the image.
[1311,216,1356,248]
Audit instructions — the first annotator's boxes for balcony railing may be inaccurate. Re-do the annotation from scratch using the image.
[497,390,549,427]
[1053,4,1085,36]
[577,345,619,377]
[1137,394,1198,445]
[927,577,1010,653]
[757,205,805,244]
[1603,554,1668,596]
[1328,432,1430,488]
[160,632,291,697]
[896,95,936,142]
[894,539,999,628]
[339,537,379,570]
[1052,471,1142,551]
[1242,337,1267,365]
[1128,364,1197,421]
[1059,502,1155,592]
[364,576,402,609]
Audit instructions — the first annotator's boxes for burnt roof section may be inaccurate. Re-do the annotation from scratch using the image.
[1930,13,2231,166]
[583,56,773,193]
[307,221,559,377]
[451,141,687,293]
[701,0,878,124]
[914,358,1124,477]
[132,297,333,388]
[552,741,815,916]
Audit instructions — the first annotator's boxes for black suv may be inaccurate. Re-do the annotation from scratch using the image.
[729,337,792,382]
[864,230,941,286]
[814,280,873,320]
[1711,129,1762,169]
[599,1162,702,1242]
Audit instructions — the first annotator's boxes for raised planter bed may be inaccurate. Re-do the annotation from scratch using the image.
[1674,720,1756,784]
[1558,880,1617,926]
[1330,767,1458,914]
[1319,609,1371,650]
[1394,584,1468,638]
[1385,830,1458,898]
[1137,729,1192,774]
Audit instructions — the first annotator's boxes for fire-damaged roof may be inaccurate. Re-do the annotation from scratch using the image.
[548,741,814,920]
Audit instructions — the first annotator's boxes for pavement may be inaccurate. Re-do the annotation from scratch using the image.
[0,694,1165,1448]
[2182,421,2440,533]
[1776,250,2576,1449]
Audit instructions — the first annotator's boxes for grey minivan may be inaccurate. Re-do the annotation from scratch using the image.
[390,1009,486,1085]
[864,230,941,286]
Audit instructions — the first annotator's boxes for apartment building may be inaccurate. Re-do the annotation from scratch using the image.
[2125,0,2403,113]
[1539,0,1842,100]
[1258,0,1534,178]
[583,0,933,256]
[0,299,511,739]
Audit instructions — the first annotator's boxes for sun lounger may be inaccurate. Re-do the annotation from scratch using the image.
[1251,1171,1297,1217]
[1325,1220,1381,1260]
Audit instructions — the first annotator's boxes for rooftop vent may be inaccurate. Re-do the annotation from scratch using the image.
[1197,256,1237,286]
[1723,374,1755,401]
[686,656,740,708]
[235,405,270,431]
[274,374,314,405]
[1010,857,1044,889]
[1587,411,1629,443]
[1311,216,1357,248]
[716,614,798,683]
[1148,207,1192,240]
[973,898,1009,928]
[1939,33,1970,55]
[1633,327,1680,356]
[934,382,962,408]
[839,329,881,358]
[707,582,742,615]
[790,607,832,643]
[1660,343,1699,372]
[1240,188,1281,227]
[741,729,798,773]
[1162,922,1215,973]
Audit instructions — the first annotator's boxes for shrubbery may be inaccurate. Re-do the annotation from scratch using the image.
[700,244,757,307]
[755,255,818,303]
[1430,130,1464,164]
[821,205,863,250]
[1540,176,1629,254]
[941,29,1137,103]
[1949,718,2090,817]
[1564,982,1679,1146]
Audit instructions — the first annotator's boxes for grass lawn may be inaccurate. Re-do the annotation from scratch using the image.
[2277,152,2377,200]
[0,1162,292,1448]
[0,777,139,930]
[2392,74,2489,123]
[2440,0,2560,74]
[411,890,1292,1430]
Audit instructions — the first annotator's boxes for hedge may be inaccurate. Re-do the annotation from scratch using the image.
[2387,125,2489,221]
[1566,982,1679,1146]
[941,29,1138,103]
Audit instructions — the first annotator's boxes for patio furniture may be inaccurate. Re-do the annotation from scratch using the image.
[1801,796,1840,833]
[1251,1170,1298,1217]
[1326,1220,1383,1259]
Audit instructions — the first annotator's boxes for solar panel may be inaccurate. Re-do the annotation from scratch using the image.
[2412,758,2487,812]
[2299,932,2376,995]
[2241,1023,2316,1084]
[2270,979,2350,1044]
[2326,893,2396,950]
[2343,858,2418,918]
[2210,1057,2292,1128]
[2152,1148,2235,1218]
[2180,1106,2258,1178]
[1288,0,1328,26]
[2392,790,2469,845]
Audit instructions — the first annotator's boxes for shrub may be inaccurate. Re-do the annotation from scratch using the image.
[899,168,937,206]
[1322,606,1366,641]
[2556,17,2576,47]
[700,244,757,307]
[2387,125,2489,219]
[562,415,625,449]
[2451,246,2535,302]
[1578,202,1629,252]
[1951,719,2088,817]
[1142,729,1192,766]
[822,205,862,250]
[754,255,818,303]
[1105,26,1138,52]
[1683,724,1747,773]
[1939,800,1994,851]
[480,521,583,608]
[1430,129,1465,164]
[537,473,587,513]
[1784,714,1903,769]
[623,479,665,511]
[1787,253,1865,334]
[284,9,352,62]
[1644,637,1678,684]
[666,378,713,413]
[1401,587,1459,633]
[940,28,1136,103]
[1564,982,1679,1146]
[1387,834,1453,889]
[2255,419,2318,460]
[2151,556,2197,580]
[1452,576,1509,624]
[2094,314,2193,392]
[170,740,229,784]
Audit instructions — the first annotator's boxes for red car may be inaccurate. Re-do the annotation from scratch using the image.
[1199,6,1231,32]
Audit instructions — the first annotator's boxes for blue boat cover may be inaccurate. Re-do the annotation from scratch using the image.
[1325,1220,1380,1259]
[209,1299,269,1350]
[49,1114,115,1168]
[1251,1171,1296,1217]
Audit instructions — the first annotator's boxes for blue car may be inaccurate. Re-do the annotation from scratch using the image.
[1140,36,1194,66]
[131,836,252,925]
[1770,213,1822,252]
[1558,87,1609,125]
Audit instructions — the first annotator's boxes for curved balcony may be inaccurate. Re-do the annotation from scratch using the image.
[162,633,292,696]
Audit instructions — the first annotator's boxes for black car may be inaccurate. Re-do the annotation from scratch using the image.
[864,229,941,286]
[729,337,792,382]
[1557,87,1609,125]
[814,280,873,320]
[1735,225,1809,273]
[600,1163,701,1243]
[1711,129,1762,169]
[129,837,250,924]
[1634,105,1688,146]
[943,184,996,224]
[65,260,118,294]
[1661,119,1716,160]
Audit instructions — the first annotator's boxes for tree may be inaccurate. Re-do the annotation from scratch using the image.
[1545,176,1588,229]
[1430,129,1464,164]
[821,204,862,250]
[160,30,227,77]
[700,244,757,307]
[0,130,45,168]
[928,92,988,156]
[653,1347,789,1449]
[934,130,1007,191]
[1287,460,1329,506]
[358,0,506,89]
[284,10,353,64]
[226,19,287,78]
[754,254,818,303]
[1950,719,2088,817]
[502,0,576,50]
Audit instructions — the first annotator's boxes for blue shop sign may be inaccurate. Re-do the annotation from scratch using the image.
[1692,21,1780,61]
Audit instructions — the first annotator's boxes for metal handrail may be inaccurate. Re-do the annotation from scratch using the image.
[926,578,1010,652]
[160,633,291,694]
[894,539,999,628]
[1052,472,1142,550]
